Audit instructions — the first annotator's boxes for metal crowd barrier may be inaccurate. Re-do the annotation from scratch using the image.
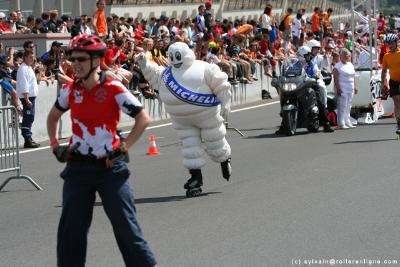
[0,106,42,191]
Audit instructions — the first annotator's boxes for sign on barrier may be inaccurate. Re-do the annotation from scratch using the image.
[0,106,42,191]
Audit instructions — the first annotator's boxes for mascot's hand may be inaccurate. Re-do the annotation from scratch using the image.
[135,53,147,70]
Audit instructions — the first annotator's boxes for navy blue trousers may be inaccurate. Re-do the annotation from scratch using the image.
[20,97,35,142]
[57,160,156,267]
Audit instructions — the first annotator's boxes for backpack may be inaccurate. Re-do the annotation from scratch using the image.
[278,14,289,32]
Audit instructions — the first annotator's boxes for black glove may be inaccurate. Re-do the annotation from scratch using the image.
[52,145,70,163]
[52,142,81,163]
[106,142,129,163]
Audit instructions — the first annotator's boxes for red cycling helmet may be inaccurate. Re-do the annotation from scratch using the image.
[68,34,107,57]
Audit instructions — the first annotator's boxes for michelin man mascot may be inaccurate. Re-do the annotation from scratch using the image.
[137,42,232,197]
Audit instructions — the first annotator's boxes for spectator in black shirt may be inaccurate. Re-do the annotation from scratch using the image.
[70,17,82,37]
[11,51,23,81]
[25,15,35,33]
[46,10,59,33]
[32,17,48,33]
[204,1,213,32]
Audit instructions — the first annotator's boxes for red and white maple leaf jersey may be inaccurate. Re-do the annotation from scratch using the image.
[55,78,143,158]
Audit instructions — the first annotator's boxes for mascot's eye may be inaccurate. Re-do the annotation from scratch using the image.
[175,52,181,61]
[169,53,174,62]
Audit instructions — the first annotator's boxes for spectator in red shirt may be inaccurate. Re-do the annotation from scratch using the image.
[0,12,12,34]
[103,38,119,67]
[379,42,390,65]
[377,12,386,35]
[134,21,146,42]
[102,38,132,86]
[213,20,223,37]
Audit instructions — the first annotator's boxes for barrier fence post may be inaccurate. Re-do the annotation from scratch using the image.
[223,111,245,137]
[0,106,42,191]
[223,83,245,137]
[57,81,63,140]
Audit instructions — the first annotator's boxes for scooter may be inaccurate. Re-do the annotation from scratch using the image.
[271,58,320,136]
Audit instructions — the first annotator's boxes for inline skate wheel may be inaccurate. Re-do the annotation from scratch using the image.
[186,187,202,198]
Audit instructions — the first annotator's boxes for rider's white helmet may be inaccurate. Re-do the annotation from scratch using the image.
[298,45,312,57]
[384,33,399,44]
[307,39,321,48]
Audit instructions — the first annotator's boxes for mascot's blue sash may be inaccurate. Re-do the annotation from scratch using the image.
[161,67,220,107]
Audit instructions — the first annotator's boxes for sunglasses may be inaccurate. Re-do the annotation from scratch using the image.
[69,56,90,62]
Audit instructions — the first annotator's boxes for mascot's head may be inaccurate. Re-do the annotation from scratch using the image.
[167,42,195,69]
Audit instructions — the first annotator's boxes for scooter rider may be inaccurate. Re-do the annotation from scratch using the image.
[307,39,330,107]
[300,45,335,133]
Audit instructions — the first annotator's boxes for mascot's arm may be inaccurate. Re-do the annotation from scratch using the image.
[137,53,165,90]
[205,63,232,113]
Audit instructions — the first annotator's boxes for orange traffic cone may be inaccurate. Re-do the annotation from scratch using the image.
[147,134,159,155]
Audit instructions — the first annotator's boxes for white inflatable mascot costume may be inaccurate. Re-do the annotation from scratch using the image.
[137,42,232,197]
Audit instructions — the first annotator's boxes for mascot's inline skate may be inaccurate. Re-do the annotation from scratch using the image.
[184,169,203,197]
[184,158,231,198]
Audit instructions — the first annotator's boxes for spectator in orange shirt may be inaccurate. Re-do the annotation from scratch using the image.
[93,0,107,37]
[311,7,321,41]
[323,8,333,37]
[282,8,293,50]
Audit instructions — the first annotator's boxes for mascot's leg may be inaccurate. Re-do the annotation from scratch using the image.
[173,121,206,197]
[199,116,232,181]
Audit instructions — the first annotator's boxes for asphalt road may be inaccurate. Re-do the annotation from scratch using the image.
[1,100,400,267]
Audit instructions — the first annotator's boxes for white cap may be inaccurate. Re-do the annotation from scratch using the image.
[298,45,312,57]
[307,39,321,48]
[346,31,353,37]
[0,12,6,19]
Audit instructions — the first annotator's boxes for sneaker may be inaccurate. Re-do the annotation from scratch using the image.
[24,140,40,148]
[338,125,349,130]
[346,123,356,128]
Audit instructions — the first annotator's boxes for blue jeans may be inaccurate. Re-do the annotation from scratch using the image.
[0,79,14,94]
[20,97,35,142]
[57,160,157,267]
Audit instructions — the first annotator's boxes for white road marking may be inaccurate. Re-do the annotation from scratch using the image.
[18,101,279,155]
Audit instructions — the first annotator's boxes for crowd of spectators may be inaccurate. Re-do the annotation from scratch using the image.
[0,1,399,117]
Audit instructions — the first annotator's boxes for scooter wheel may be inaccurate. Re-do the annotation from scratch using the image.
[286,130,295,136]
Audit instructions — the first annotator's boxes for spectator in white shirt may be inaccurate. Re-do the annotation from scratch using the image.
[157,15,170,38]
[80,15,92,35]
[261,5,273,32]
[333,48,358,129]
[292,12,302,48]
[395,17,400,30]
[16,51,39,148]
